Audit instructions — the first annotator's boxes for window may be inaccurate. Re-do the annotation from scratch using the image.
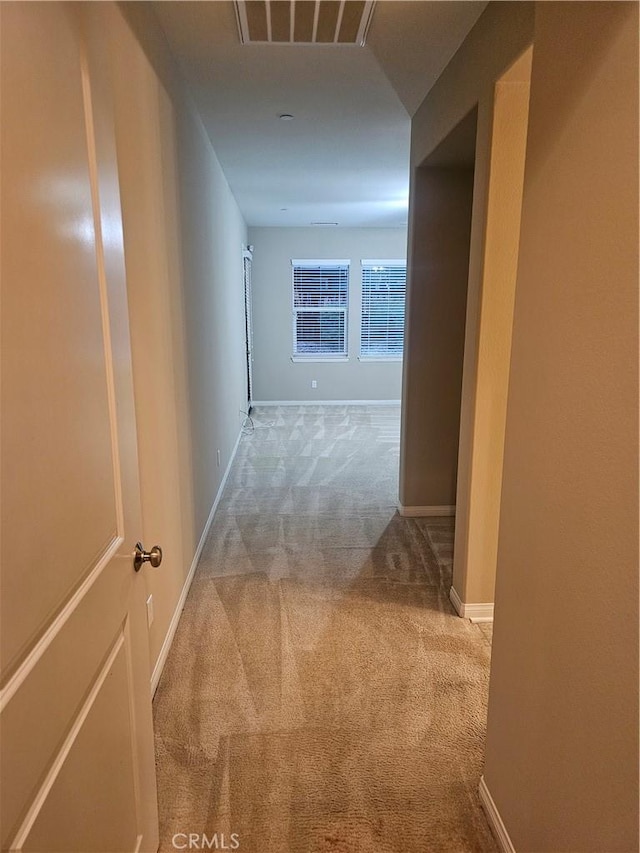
[360,260,406,359]
[292,260,349,359]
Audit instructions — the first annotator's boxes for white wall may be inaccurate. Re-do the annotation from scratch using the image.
[249,227,407,402]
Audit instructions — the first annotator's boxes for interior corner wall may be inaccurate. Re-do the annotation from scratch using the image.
[249,227,407,402]
[108,3,248,678]
[452,75,531,607]
[484,3,639,850]
[400,1,535,510]
[400,168,474,507]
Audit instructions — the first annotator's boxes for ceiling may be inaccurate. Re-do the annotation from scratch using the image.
[152,1,488,228]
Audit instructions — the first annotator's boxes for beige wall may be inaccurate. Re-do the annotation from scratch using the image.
[484,3,639,850]
[452,58,531,605]
[109,4,248,679]
[400,167,475,508]
[400,2,534,511]
[410,3,534,167]
[249,227,407,402]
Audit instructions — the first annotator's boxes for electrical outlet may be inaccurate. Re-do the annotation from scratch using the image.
[216,449,221,467]
[146,594,154,628]
[311,380,317,389]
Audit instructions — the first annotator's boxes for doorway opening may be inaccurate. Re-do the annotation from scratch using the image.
[399,105,478,521]
[451,46,533,622]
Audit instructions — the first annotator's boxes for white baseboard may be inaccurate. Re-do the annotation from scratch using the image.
[150,427,243,695]
[251,400,401,407]
[479,776,516,853]
[449,585,494,623]
[398,504,456,517]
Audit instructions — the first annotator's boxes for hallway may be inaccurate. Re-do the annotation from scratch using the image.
[153,406,496,852]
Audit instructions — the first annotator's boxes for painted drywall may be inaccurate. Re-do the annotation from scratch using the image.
[366,2,488,116]
[484,3,639,850]
[452,61,531,606]
[249,227,407,402]
[400,0,534,555]
[109,4,247,677]
[400,167,475,508]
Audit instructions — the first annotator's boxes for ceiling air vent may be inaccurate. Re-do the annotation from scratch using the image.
[235,1,376,46]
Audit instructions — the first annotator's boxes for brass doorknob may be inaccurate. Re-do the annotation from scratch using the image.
[133,542,163,572]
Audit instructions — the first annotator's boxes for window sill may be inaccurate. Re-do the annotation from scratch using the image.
[358,356,403,362]
[291,356,349,363]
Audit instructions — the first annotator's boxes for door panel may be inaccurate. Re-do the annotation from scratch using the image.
[0,0,118,678]
[0,4,159,851]
[1,561,140,847]
[19,629,139,853]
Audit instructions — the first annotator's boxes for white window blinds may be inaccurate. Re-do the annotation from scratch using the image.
[360,260,406,358]
[292,260,349,357]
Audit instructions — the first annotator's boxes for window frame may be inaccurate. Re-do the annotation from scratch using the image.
[358,259,407,362]
[290,259,350,362]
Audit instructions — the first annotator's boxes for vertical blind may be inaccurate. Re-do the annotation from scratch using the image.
[292,260,349,356]
[360,260,407,358]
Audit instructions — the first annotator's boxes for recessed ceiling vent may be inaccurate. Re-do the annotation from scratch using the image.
[235,1,376,46]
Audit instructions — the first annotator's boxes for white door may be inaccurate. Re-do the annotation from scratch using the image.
[1,4,159,851]
[243,251,254,408]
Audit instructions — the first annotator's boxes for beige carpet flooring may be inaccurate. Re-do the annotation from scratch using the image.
[153,406,497,852]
